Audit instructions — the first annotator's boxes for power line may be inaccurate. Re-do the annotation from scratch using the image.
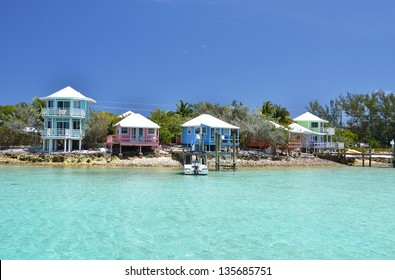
[95,100,176,107]
[91,105,171,112]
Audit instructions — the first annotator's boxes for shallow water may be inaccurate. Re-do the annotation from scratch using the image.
[0,165,394,259]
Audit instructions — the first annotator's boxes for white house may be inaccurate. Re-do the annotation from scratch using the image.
[41,86,96,152]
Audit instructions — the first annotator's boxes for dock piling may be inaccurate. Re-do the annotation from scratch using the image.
[215,133,220,171]
[232,132,237,171]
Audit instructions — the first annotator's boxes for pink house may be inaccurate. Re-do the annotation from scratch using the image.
[107,111,160,155]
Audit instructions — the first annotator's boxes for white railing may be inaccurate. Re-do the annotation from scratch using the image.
[42,108,86,117]
[309,142,344,149]
[43,129,84,138]
[112,135,159,143]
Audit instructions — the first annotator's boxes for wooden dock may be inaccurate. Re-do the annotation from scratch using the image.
[180,132,238,171]
[345,151,394,167]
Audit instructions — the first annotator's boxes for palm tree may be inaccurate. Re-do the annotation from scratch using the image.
[272,105,293,126]
[32,97,46,122]
[176,100,193,118]
[256,101,274,118]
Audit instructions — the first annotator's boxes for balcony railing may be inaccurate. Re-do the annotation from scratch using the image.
[42,108,86,118]
[43,129,84,138]
[288,141,344,150]
[207,135,240,145]
[107,134,159,144]
[309,142,343,149]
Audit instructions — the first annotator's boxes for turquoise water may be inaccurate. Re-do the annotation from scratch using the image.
[0,165,394,260]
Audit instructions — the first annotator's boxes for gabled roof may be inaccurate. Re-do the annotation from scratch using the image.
[181,114,239,129]
[118,111,133,118]
[293,112,328,123]
[41,86,96,103]
[114,112,160,129]
[269,120,287,130]
[288,123,315,134]
[288,123,327,135]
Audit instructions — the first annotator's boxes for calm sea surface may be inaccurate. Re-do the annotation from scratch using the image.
[0,165,394,260]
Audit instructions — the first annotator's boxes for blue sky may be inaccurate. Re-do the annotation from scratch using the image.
[1,0,395,117]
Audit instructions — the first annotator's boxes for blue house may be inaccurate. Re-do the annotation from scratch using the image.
[181,114,240,151]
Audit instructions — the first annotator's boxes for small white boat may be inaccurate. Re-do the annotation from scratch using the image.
[184,161,208,175]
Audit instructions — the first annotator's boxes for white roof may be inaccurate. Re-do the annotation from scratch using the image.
[269,121,287,130]
[181,114,239,129]
[118,111,133,118]
[41,86,96,103]
[293,112,328,123]
[288,123,315,134]
[114,112,160,129]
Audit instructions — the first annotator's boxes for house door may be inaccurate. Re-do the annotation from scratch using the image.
[57,121,70,136]
[131,128,144,142]
[136,128,144,141]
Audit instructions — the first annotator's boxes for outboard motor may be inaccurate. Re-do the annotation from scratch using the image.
[193,161,199,175]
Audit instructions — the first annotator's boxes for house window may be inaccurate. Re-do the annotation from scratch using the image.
[73,121,80,130]
[211,128,215,140]
[57,121,70,129]
[121,127,128,134]
[57,101,70,109]
[139,128,144,137]
[311,122,318,128]
[195,127,200,134]
[73,100,81,109]
[47,120,52,129]
[48,100,54,108]
[148,128,155,134]
[187,127,191,135]
[202,127,207,134]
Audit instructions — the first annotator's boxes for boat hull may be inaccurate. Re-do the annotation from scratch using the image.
[184,163,208,175]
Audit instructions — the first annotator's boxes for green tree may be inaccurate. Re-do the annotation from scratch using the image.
[149,109,184,145]
[83,111,119,149]
[333,128,358,147]
[306,100,325,117]
[0,105,16,116]
[306,99,342,127]
[32,97,46,122]
[256,101,292,126]
[175,100,193,118]
[256,101,275,117]
[191,101,227,118]
[0,102,43,147]
[310,90,395,147]
[236,113,287,152]
[377,91,395,144]
[272,105,293,126]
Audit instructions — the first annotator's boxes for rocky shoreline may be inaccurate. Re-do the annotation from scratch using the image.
[0,149,344,168]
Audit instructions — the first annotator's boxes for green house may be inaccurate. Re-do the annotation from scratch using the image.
[293,112,334,149]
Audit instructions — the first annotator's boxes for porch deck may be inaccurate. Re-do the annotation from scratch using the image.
[107,135,160,147]
[42,108,86,118]
[42,128,84,139]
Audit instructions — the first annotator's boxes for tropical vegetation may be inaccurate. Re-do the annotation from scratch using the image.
[306,90,395,147]
[1,90,395,150]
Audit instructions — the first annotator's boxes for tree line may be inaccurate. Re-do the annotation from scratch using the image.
[1,90,395,150]
[306,90,395,148]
